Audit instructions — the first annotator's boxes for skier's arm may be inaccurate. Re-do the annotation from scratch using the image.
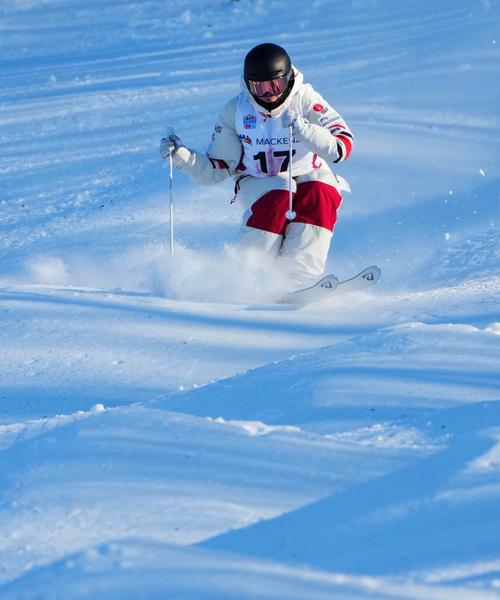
[172,146,232,185]
[169,98,243,186]
[285,87,353,163]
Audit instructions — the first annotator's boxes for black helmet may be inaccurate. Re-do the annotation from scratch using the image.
[244,43,292,82]
[244,43,293,108]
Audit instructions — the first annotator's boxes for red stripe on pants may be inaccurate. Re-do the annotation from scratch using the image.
[246,181,342,235]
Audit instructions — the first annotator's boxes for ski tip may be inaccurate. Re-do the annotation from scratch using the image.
[281,274,339,306]
[359,265,381,283]
[316,274,339,290]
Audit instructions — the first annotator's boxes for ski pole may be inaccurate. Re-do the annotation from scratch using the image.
[285,122,296,221]
[169,149,174,255]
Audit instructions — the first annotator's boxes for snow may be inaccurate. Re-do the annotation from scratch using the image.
[0,0,499,597]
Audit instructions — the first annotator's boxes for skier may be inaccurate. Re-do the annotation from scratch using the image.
[160,42,353,289]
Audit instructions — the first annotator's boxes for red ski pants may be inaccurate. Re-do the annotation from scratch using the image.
[245,181,342,234]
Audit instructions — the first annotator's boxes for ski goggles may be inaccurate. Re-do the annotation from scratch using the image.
[247,75,289,98]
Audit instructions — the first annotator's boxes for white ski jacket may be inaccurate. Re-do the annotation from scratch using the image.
[172,67,353,187]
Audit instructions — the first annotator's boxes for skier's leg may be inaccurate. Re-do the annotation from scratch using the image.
[280,171,342,286]
[236,175,296,256]
[280,222,333,284]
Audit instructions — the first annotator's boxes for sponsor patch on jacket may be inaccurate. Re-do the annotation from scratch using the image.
[238,133,253,145]
[313,103,324,112]
[243,114,257,129]
[328,125,344,134]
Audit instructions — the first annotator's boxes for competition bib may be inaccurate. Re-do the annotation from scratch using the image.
[234,95,317,178]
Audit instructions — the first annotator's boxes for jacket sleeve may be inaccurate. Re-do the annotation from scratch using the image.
[294,84,353,164]
[173,97,243,186]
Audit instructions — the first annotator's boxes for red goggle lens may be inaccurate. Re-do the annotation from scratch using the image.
[248,75,288,98]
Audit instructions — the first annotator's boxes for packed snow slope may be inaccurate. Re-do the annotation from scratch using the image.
[0,0,499,597]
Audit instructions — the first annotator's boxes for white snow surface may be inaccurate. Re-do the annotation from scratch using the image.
[0,0,499,597]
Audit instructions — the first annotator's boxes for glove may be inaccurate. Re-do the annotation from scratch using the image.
[280,108,306,132]
[160,127,183,159]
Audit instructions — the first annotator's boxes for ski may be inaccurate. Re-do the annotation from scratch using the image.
[283,265,381,306]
